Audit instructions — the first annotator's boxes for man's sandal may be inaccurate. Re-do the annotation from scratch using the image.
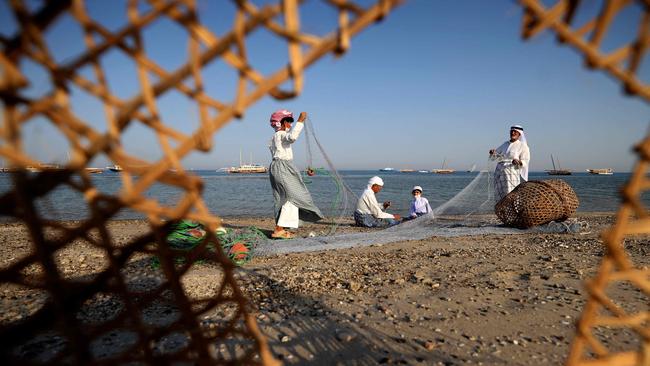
[271,230,295,239]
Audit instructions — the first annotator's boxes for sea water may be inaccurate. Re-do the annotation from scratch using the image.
[0,170,644,221]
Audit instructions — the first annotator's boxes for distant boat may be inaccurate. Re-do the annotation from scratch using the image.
[85,167,104,174]
[228,150,267,174]
[418,170,429,173]
[400,169,415,173]
[107,165,123,172]
[25,163,61,173]
[546,155,571,175]
[466,163,477,173]
[379,167,395,172]
[432,158,455,174]
[229,164,267,174]
[587,168,613,175]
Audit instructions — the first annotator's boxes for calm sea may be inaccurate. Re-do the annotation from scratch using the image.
[0,170,645,221]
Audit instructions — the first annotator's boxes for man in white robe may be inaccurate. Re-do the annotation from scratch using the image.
[268,110,323,239]
[354,176,401,227]
[489,125,530,202]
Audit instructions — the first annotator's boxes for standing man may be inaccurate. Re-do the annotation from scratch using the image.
[268,109,324,239]
[489,125,530,202]
[354,176,401,227]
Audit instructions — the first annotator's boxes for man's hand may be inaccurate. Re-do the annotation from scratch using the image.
[298,111,307,122]
[489,149,495,155]
[383,201,391,209]
[393,214,401,221]
[512,159,522,167]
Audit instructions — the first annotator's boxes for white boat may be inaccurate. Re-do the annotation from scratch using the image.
[587,168,613,175]
[228,150,267,174]
[418,170,429,173]
[229,164,267,174]
[379,167,395,171]
[107,165,123,172]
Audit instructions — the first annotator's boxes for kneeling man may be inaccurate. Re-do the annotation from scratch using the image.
[354,176,401,227]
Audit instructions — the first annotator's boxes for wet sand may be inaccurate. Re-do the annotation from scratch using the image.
[1,213,648,365]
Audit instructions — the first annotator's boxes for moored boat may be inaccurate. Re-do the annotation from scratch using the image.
[379,167,395,172]
[546,154,571,175]
[228,149,267,174]
[432,158,455,174]
[228,164,267,174]
[587,168,613,175]
[547,170,571,175]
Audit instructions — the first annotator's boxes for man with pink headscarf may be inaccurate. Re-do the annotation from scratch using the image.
[489,124,531,202]
[268,109,323,239]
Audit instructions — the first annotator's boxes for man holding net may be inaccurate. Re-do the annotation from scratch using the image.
[269,109,324,239]
[489,124,531,202]
[354,176,401,227]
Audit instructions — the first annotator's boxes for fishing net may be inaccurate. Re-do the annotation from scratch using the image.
[495,179,579,229]
[158,220,264,267]
[256,162,588,257]
[216,226,267,266]
[0,1,404,364]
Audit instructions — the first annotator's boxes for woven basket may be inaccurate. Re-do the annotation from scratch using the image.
[495,180,579,229]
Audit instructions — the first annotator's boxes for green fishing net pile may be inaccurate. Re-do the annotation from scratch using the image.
[154,220,266,267]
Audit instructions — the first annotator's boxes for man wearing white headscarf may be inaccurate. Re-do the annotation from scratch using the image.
[354,176,401,227]
[489,125,530,202]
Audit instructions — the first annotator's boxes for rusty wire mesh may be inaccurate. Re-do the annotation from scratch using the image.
[495,179,579,229]
[518,1,650,365]
[0,0,403,364]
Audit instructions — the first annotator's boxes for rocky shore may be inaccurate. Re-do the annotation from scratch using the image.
[1,213,647,365]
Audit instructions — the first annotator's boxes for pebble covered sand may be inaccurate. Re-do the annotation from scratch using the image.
[1,213,648,365]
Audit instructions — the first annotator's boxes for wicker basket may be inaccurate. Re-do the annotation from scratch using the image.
[495,180,579,229]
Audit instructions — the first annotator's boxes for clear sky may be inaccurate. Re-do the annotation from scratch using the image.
[2,0,648,172]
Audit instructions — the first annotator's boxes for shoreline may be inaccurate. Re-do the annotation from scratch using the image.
[2,212,648,364]
[0,210,620,225]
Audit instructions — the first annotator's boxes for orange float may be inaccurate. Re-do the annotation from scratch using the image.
[229,242,250,261]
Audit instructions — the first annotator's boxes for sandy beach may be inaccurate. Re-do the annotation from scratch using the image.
[1,213,648,365]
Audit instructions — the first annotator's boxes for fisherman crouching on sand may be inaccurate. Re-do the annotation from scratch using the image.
[354,176,401,227]
[269,109,324,239]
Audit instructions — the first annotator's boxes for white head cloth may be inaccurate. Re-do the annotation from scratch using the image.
[510,124,527,145]
[412,186,423,192]
[368,176,384,188]
[510,124,528,181]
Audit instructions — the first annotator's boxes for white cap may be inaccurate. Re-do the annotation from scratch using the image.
[368,176,384,186]
[412,186,423,192]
